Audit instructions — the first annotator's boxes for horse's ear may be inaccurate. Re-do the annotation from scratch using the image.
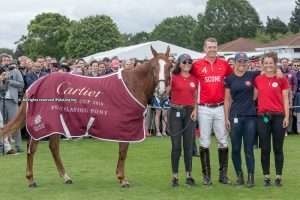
[165,46,170,57]
[151,45,158,57]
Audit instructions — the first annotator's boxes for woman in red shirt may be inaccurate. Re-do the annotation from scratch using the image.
[168,54,197,187]
[254,52,289,187]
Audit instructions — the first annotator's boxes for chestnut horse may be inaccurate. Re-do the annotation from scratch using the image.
[0,46,172,188]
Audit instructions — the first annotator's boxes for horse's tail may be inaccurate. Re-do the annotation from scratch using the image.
[0,99,26,137]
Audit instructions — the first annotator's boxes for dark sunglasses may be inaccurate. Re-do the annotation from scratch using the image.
[182,60,193,64]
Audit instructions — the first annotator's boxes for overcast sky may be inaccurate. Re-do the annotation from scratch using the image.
[0,0,296,49]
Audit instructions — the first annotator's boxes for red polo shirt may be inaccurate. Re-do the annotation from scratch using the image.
[254,75,289,114]
[170,74,198,106]
[191,57,232,104]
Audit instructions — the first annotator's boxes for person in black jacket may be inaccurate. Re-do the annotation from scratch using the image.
[25,57,48,88]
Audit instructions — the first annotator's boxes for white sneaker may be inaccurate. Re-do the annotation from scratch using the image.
[156,132,162,137]
[162,132,167,136]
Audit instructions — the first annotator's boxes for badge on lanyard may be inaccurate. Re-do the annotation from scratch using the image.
[233,118,238,124]
[176,112,181,118]
[263,116,269,124]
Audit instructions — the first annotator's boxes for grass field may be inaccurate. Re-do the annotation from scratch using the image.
[0,136,300,200]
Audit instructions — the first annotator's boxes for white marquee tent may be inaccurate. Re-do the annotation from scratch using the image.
[83,40,204,62]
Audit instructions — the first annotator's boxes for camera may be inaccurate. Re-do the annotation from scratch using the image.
[0,64,9,93]
[1,63,16,71]
[0,66,5,75]
[8,64,16,71]
[0,70,8,97]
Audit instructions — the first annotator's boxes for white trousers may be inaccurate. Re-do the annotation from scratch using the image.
[198,105,228,148]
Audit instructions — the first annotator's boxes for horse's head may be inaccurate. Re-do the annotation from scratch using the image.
[149,46,172,99]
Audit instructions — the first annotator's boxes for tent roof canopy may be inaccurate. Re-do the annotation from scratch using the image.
[83,40,204,62]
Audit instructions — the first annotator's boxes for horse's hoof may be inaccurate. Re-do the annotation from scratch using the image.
[29,182,37,188]
[120,180,130,188]
[65,179,73,184]
[121,183,130,188]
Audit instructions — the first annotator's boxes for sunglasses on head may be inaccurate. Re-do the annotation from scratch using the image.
[237,59,248,63]
[182,60,192,64]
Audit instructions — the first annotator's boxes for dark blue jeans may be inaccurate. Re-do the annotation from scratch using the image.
[230,117,256,175]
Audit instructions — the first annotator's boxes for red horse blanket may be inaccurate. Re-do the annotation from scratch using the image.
[25,71,146,142]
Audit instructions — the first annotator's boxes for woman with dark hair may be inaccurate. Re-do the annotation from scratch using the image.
[255,52,289,187]
[71,59,86,75]
[87,60,100,77]
[224,53,259,187]
[168,54,198,187]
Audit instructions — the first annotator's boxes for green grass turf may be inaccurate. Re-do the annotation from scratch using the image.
[0,136,300,200]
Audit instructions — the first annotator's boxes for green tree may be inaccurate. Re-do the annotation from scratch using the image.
[122,32,150,46]
[0,48,14,56]
[193,0,261,49]
[151,16,197,49]
[121,33,133,46]
[289,0,300,33]
[266,17,288,38]
[65,15,123,58]
[255,30,292,44]
[14,44,25,58]
[254,30,272,43]
[20,12,71,59]
[129,32,150,45]
[192,13,206,50]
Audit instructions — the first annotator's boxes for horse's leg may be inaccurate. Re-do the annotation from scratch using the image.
[49,135,72,184]
[116,142,130,187]
[26,138,39,188]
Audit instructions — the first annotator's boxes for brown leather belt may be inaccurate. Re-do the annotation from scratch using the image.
[199,102,224,108]
[171,104,194,109]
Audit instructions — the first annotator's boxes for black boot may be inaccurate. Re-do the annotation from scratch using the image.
[185,177,196,186]
[192,141,200,157]
[235,171,244,185]
[200,147,212,185]
[218,148,230,184]
[246,173,255,188]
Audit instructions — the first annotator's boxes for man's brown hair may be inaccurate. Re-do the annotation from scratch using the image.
[203,37,218,47]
